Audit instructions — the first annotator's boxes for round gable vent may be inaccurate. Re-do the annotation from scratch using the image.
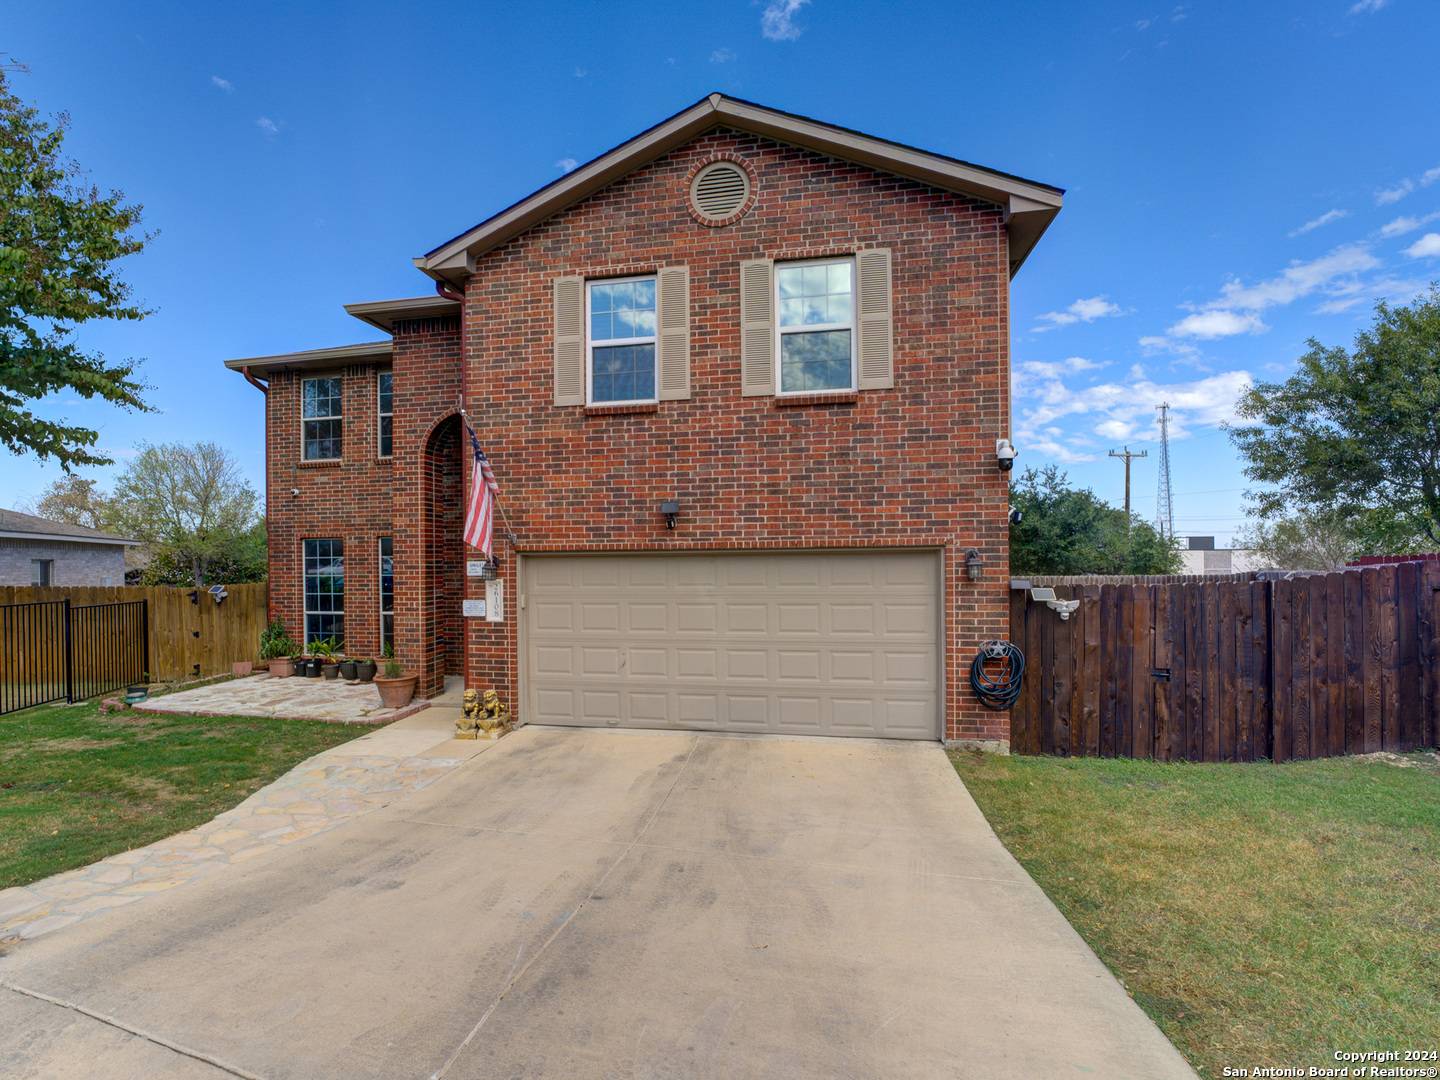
[688,160,754,225]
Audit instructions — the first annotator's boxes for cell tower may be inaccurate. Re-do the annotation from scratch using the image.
[1155,402,1174,540]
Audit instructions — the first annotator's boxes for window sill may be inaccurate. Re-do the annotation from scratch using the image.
[773,391,858,408]
[298,458,343,467]
[584,402,659,416]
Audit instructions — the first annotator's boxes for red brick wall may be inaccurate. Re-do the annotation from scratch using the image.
[264,363,393,658]
[263,128,1014,744]
[461,128,1012,744]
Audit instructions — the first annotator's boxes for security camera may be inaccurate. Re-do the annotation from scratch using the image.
[996,439,1018,472]
[291,487,300,497]
[1009,507,1024,525]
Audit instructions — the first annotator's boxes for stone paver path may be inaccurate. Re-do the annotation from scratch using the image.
[0,702,488,946]
[135,673,428,724]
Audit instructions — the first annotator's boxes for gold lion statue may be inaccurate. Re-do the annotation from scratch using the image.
[457,688,511,740]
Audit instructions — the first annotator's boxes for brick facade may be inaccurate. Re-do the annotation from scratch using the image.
[0,539,127,587]
[258,121,1031,746]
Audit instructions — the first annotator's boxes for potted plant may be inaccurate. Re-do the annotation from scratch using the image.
[257,618,297,675]
[314,637,342,680]
[339,656,358,681]
[355,657,377,683]
[374,654,418,709]
[302,651,321,678]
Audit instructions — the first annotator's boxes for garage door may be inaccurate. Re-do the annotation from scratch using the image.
[522,551,940,740]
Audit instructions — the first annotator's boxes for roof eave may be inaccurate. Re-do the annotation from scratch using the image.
[414,94,1063,286]
[0,531,140,546]
[222,341,394,377]
[343,296,463,333]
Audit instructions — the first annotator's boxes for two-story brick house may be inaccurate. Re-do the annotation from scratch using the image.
[225,94,1061,750]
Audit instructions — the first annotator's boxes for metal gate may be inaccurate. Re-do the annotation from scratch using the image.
[0,599,149,715]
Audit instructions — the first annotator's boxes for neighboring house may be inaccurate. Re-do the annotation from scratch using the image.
[1177,536,1263,577]
[0,509,140,587]
[223,94,1063,749]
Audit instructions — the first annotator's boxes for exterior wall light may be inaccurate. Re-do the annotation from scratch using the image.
[965,548,983,581]
[660,500,680,529]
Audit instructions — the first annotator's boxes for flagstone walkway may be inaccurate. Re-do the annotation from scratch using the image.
[131,672,429,724]
[0,685,490,946]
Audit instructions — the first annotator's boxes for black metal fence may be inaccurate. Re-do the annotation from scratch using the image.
[0,598,149,716]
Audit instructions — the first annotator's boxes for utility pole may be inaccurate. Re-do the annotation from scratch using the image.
[1109,446,1148,528]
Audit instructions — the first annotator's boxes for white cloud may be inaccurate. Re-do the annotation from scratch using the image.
[1015,356,1105,381]
[573,67,587,77]
[556,158,579,173]
[1168,310,1268,339]
[1208,245,1379,311]
[1380,214,1423,238]
[1349,0,1388,12]
[1377,179,1414,205]
[256,117,278,134]
[1035,295,1123,330]
[1424,166,1440,186]
[1171,5,1187,21]
[710,47,737,63]
[1012,367,1253,464]
[1288,208,1348,237]
[761,0,809,41]
[1135,18,1152,30]
[211,76,233,92]
[1403,233,1440,259]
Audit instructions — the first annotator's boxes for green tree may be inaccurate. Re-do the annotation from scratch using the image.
[1,59,153,470]
[26,472,112,530]
[1009,465,1181,576]
[1235,505,1428,572]
[1230,286,1440,546]
[107,442,261,588]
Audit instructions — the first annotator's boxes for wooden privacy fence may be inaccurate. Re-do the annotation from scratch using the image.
[1010,562,1440,762]
[0,583,269,684]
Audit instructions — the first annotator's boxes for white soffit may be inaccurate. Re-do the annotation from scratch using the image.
[416,94,1063,285]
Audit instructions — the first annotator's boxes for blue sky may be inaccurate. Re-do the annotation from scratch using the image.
[3,0,1438,545]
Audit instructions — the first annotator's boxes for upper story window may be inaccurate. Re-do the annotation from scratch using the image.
[303,376,342,460]
[377,370,393,458]
[776,258,854,395]
[587,277,657,404]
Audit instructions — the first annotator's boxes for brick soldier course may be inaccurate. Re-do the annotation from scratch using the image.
[227,94,1063,748]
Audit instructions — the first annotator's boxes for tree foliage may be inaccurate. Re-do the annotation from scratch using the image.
[107,442,261,588]
[1230,286,1440,546]
[1235,505,1429,572]
[27,472,111,530]
[1,59,153,470]
[1009,465,1182,576]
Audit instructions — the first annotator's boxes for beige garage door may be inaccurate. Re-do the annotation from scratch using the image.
[522,551,940,740]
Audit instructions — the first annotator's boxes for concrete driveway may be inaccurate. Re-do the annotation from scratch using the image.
[0,727,1197,1079]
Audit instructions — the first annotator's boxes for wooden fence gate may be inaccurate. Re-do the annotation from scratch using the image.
[1009,562,1440,762]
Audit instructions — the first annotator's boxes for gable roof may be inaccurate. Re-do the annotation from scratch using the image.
[414,93,1063,288]
[222,340,394,377]
[0,508,139,546]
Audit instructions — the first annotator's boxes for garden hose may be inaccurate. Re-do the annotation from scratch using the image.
[969,640,1025,711]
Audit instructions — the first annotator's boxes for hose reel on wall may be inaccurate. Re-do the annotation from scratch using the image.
[969,639,1025,711]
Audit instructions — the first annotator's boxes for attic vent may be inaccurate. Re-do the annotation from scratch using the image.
[689,161,752,224]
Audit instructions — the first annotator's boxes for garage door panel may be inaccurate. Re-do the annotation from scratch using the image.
[524,552,938,740]
[628,647,668,677]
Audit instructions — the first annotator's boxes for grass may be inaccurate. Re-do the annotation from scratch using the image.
[0,698,364,890]
[949,748,1440,1078]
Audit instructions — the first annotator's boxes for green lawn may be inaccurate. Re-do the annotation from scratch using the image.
[951,748,1440,1078]
[0,699,363,890]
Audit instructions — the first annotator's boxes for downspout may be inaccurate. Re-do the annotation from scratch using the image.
[435,280,470,693]
[240,367,273,622]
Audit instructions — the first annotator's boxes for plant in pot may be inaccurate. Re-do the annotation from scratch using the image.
[258,619,297,678]
[374,653,418,709]
[339,654,358,681]
[314,637,343,680]
[355,657,377,683]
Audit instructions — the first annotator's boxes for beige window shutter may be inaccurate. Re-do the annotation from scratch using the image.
[656,266,690,400]
[739,258,774,396]
[856,248,894,390]
[553,275,585,406]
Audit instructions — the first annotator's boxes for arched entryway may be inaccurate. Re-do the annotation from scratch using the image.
[420,414,465,697]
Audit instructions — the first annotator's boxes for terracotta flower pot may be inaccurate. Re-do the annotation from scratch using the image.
[374,674,418,709]
[269,657,295,678]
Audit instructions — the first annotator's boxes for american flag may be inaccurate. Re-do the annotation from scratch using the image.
[463,424,500,558]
